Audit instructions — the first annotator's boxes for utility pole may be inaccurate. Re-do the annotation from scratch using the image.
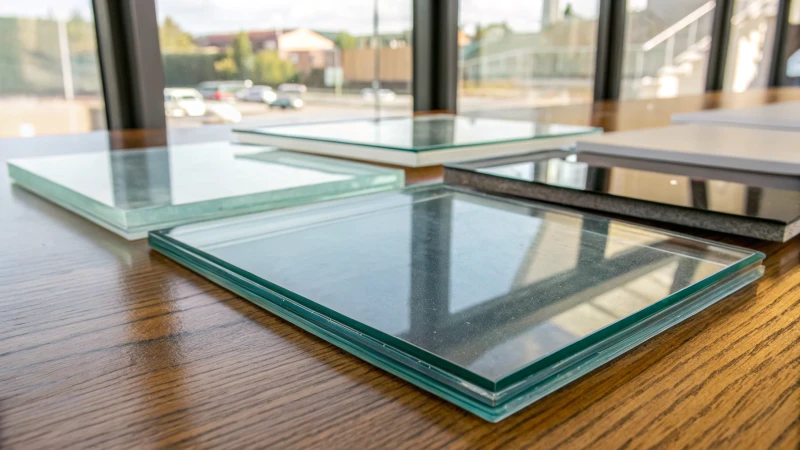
[57,17,75,101]
[373,0,381,118]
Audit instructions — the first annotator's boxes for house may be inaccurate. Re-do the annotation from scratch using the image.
[196,28,336,75]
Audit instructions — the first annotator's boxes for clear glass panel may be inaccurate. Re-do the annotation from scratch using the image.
[150,184,764,421]
[457,0,600,112]
[8,143,404,238]
[621,0,716,99]
[724,0,779,92]
[0,2,106,138]
[155,0,412,130]
[238,115,601,152]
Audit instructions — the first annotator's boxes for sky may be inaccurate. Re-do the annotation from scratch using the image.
[1,0,616,36]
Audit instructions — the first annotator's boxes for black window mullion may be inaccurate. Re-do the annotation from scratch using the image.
[93,0,166,130]
[412,0,458,112]
[705,0,734,91]
[769,0,793,86]
[594,0,626,101]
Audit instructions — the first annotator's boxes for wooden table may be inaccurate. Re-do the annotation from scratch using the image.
[2,89,799,449]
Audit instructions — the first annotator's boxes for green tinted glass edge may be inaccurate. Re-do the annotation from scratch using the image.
[233,126,603,152]
[9,160,404,233]
[149,231,763,422]
[148,185,765,394]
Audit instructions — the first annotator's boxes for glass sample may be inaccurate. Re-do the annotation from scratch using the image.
[445,151,800,242]
[8,143,404,239]
[234,114,601,167]
[576,124,800,176]
[149,185,764,422]
[457,0,600,111]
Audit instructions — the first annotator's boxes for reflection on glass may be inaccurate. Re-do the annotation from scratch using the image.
[155,0,412,130]
[0,2,106,137]
[457,0,600,112]
[621,0,715,99]
[161,185,755,383]
[724,0,779,92]
[476,152,800,223]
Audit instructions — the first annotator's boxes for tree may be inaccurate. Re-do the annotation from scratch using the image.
[66,10,97,54]
[252,50,296,85]
[159,16,196,53]
[231,31,254,79]
[213,48,238,79]
[334,31,357,50]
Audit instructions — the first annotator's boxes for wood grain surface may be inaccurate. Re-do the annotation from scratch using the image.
[1,88,799,449]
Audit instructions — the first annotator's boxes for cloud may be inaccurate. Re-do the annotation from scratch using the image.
[3,0,599,37]
[156,0,412,36]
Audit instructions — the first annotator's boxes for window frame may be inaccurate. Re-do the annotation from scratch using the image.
[92,0,793,130]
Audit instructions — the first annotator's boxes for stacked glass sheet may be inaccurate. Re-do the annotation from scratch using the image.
[149,185,764,422]
[8,143,405,239]
[234,114,602,167]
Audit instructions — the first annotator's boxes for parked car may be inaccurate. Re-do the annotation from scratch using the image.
[164,88,206,117]
[277,83,307,93]
[361,88,397,102]
[270,95,304,109]
[197,80,252,101]
[236,85,278,103]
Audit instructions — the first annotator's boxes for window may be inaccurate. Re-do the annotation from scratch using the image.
[0,2,106,138]
[785,0,800,85]
[155,0,412,129]
[458,0,601,113]
[724,0,779,92]
[621,0,716,99]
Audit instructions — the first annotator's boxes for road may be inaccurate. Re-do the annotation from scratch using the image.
[166,89,593,129]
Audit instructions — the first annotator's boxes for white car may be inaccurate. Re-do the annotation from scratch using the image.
[164,88,206,117]
[237,85,278,103]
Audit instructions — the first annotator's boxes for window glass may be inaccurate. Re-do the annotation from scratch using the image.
[621,0,716,99]
[782,0,800,84]
[0,2,106,138]
[724,0,779,92]
[458,0,601,112]
[155,0,412,129]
